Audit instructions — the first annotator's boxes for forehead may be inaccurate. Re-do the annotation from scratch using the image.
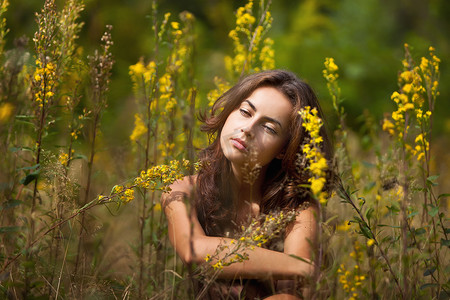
[243,87,292,121]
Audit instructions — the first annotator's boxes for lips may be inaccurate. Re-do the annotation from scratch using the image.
[231,137,248,152]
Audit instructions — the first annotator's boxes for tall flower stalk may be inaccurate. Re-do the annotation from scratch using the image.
[128,2,197,295]
[73,25,114,289]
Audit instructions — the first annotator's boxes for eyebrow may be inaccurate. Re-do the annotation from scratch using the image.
[243,100,283,129]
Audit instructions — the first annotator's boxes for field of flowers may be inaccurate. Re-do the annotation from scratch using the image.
[0,0,448,299]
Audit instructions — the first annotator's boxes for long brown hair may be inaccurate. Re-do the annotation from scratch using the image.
[196,70,333,236]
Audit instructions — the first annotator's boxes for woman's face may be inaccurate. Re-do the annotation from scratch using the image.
[220,86,293,168]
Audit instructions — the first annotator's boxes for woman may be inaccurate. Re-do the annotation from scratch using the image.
[162,70,333,299]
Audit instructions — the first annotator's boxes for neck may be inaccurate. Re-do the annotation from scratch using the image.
[230,163,267,204]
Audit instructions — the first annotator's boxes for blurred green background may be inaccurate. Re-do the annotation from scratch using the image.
[5,0,450,140]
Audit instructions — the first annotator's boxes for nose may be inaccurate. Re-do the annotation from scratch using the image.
[241,126,254,138]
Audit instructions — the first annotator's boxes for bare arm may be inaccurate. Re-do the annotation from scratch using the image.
[276,204,319,297]
[162,177,315,280]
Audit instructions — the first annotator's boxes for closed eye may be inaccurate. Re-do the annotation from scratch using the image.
[263,124,277,135]
[239,108,251,117]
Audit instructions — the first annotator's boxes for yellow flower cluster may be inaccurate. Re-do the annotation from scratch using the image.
[323,57,339,82]
[382,118,395,136]
[230,2,255,49]
[107,159,192,205]
[157,12,171,40]
[129,113,147,142]
[167,16,191,74]
[0,0,8,56]
[68,108,89,141]
[123,188,134,204]
[33,59,57,108]
[157,140,176,158]
[158,73,176,114]
[337,241,366,299]
[382,44,440,163]
[420,47,440,100]
[209,250,248,271]
[207,77,231,107]
[225,0,274,76]
[299,106,328,204]
[58,152,69,166]
[260,37,275,70]
[133,159,191,192]
[129,60,157,93]
[0,102,13,123]
[323,57,341,116]
[336,220,351,232]
[413,133,429,162]
[338,264,366,299]
[170,21,182,37]
[109,185,133,204]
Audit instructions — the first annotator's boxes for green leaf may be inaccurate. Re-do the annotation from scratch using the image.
[152,232,158,245]
[420,283,439,290]
[427,175,439,186]
[15,115,34,120]
[415,228,426,235]
[19,170,40,186]
[428,205,439,217]
[289,254,311,263]
[378,224,402,229]
[0,226,21,233]
[359,223,373,239]
[77,198,97,212]
[15,120,35,126]
[9,146,33,153]
[423,267,436,276]
[16,163,40,171]
[441,239,450,247]
[408,211,419,218]
[438,193,450,199]
[386,204,400,213]
[0,200,23,210]
[351,216,362,224]
[366,207,374,222]
[21,260,35,268]
[324,215,339,225]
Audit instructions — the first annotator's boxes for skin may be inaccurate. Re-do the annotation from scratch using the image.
[162,87,319,299]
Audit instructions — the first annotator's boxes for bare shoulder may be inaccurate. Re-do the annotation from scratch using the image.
[161,175,197,208]
[286,203,319,236]
[295,203,319,221]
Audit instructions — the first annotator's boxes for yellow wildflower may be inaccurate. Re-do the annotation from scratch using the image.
[0,102,14,123]
[154,202,162,211]
[58,152,69,166]
[299,106,328,204]
[324,57,338,73]
[122,188,134,204]
[130,113,147,142]
[382,118,394,135]
[336,221,351,231]
[212,260,224,270]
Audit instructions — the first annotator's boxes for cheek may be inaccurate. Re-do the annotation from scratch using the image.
[255,136,288,165]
